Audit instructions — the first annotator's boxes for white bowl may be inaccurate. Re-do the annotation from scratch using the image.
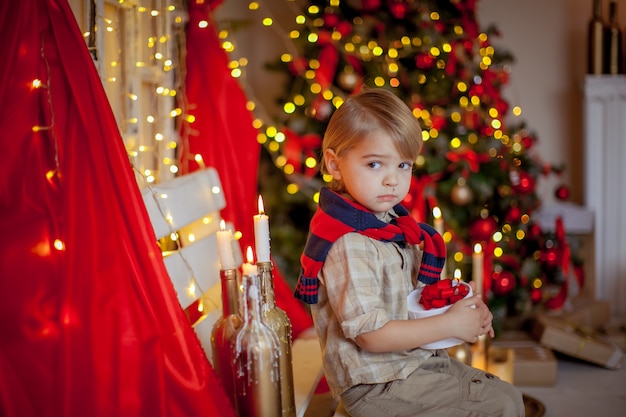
[407,281,473,350]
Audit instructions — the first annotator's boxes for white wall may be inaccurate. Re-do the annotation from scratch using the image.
[478,0,626,205]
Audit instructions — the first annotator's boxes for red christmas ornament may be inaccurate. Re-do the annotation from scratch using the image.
[415,53,435,69]
[336,21,353,37]
[555,184,570,201]
[512,171,535,194]
[540,246,559,268]
[530,287,543,304]
[469,216,498,242]
[492,270,516,296]
[521,135,534,149]
[323,13,340,28]
[495,99,508,116]
[288,57,308,76]
[526,223,542,240]
[505,206,522,223]
[388,0,408,19]
[431,114,447,131]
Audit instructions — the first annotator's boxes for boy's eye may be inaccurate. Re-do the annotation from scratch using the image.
[399,162,413,170]
[368,161,381,169]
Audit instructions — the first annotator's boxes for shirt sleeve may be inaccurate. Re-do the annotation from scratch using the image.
[319,233,405,341]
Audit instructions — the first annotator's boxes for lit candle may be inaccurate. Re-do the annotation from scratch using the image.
[433,206,444,236]
[254,195,271,263]
[433,206,447,278]
[472,243,484,296]
[241,246,257,276]
[471,244,487,370]
[454,268,462,280]
[217,219,236,270]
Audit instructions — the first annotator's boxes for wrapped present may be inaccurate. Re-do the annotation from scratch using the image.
[486,347,515,384]
[537,298,611,330]
[561,298,611,329]
[531,315,624,370]
[489,332,558,386]
[601,320,626,351]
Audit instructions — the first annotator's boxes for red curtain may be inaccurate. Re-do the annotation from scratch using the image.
[0,1,235,416]
[180,0,313,338]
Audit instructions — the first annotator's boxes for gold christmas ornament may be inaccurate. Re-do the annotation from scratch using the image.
[451,178,473,205]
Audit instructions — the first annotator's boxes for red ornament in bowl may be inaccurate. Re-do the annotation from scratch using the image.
[407,280,473,349]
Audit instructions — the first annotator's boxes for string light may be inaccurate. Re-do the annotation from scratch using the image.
[88,1,183,183]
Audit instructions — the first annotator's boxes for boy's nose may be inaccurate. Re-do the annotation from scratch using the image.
[384,172,398,187]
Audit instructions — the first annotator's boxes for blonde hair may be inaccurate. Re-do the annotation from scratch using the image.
[322,88,423,192]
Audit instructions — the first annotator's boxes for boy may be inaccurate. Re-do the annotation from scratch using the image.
[295,88,524,417]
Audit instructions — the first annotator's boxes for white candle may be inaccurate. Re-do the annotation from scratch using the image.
[217,219,236,270]
[454,268,462,280]
[433,206,447,278]
[472,243,484,295]
[433,206,444,236]
[254,195,271,263]
[471,243,487,369]
[241,246,258,276]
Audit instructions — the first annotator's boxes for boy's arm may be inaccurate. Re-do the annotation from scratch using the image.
[355,292,494,353]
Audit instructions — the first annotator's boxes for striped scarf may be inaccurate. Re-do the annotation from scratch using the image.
[294,187,446,304]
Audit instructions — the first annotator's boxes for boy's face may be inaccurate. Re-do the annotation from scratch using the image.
[324,129,413,214]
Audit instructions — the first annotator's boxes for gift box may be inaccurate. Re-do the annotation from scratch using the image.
[531,315,624,370]
[488,332,558,386]
[486,346,515,384]
[601,321,626,351]
[560,298,611,330]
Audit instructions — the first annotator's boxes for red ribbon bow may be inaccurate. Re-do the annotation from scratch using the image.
[419,279,469,310]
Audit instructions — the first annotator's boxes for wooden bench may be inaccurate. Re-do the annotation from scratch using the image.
[141,168,338,416]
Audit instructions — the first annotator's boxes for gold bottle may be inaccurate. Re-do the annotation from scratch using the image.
[233,273,282,417]
[604,1,623,74]
[210,268,242,408]
[588,0,605,74]
[258,261,296,417]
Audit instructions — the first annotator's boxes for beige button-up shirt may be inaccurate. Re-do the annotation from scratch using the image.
[310,211,433,399]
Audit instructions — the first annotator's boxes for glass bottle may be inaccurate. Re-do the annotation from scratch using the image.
[233,273,282,417]
[588,0,605,74]
[604,1,624,74]
[258,261,296,417]
[210,268,242,408]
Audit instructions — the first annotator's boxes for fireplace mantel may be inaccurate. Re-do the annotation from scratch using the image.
[583,75,626,317]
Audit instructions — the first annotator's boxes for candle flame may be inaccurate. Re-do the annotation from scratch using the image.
[473,243,482,254]
[220,219,226,231]
[433,206,441,219]
[257,195,265,215]
[246,246,254,264]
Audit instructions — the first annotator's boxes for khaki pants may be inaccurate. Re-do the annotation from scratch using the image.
[340,350,524,417]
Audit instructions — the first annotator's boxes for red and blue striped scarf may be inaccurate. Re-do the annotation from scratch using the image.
[294,187,446,304]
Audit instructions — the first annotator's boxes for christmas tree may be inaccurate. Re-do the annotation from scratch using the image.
[249,0,579,328]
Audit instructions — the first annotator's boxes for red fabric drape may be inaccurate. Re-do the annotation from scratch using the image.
[179,0,259,253]
[180,0,313,338]
[0,1,235,416]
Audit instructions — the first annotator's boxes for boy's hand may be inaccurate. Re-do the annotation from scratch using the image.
[446,283,494,343]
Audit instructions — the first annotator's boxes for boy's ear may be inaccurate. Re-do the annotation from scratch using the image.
[324,149,342,180]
